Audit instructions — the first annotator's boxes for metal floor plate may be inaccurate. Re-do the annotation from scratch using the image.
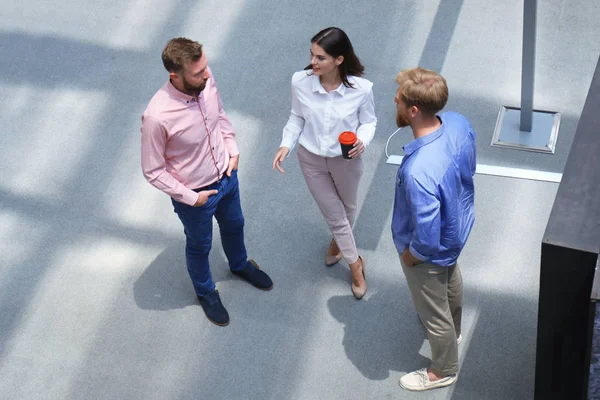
[491,106,561,153]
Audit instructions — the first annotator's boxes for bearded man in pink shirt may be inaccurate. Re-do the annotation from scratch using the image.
[141,38,273,326]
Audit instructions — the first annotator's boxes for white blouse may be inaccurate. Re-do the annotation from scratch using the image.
[280,70,377,158]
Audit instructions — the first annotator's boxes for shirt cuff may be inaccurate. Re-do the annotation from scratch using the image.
[280,138,296,152]
[224,139,239,157]
[357,125,375,147]
[182,189,199,206]
[409,244,427,261]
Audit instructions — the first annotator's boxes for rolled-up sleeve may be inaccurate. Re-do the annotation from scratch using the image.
[405,177,441,261]
[280,78,305,151]
[141,115,198,206]
[356,88,377,147]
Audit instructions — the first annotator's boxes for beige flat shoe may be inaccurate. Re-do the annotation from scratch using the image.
[351,256,367,299]
[325,239,342,266]
[326,253,343,266]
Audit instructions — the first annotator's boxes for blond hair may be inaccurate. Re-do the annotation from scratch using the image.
[161,37,203,73]
[395,68,448,115]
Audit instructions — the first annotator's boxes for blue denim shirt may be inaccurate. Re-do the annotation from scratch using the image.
[392,112,476,267]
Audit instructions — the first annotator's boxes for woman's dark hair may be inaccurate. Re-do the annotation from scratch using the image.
[304,27,365,88]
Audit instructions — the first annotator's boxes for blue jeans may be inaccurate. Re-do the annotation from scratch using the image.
[172,170,247,296]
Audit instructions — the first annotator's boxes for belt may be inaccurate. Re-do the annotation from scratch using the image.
[192,174,225,192]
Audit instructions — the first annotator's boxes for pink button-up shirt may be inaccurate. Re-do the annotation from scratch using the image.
[141,67,239,206]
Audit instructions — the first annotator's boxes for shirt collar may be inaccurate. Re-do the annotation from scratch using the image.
[166,80,200,104]
[402,116,444,156]
[311,74,346,96]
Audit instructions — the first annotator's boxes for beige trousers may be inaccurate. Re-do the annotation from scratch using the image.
[400,256,463,376]
[297,145,364,264]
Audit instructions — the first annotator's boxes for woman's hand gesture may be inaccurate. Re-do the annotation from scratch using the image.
[272,147,290,174]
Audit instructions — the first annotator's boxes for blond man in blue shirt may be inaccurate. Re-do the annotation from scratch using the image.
[392,68,476,391]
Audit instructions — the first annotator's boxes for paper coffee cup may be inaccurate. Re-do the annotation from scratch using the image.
[339,131,357,159]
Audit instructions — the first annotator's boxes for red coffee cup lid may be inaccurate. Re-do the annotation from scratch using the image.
[339,131,357,145]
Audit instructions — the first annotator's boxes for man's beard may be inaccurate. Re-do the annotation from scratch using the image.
[396,111,410,128]
[183,77,206,94]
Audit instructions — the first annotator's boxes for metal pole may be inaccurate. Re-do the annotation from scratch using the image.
[520,0,537,132]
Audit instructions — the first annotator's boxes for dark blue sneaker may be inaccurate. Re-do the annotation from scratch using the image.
[197,290,229,326]
[232,259,273,291]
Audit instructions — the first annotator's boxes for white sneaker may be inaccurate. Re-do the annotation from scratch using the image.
[399,368,458,391]
[457,334,462,345]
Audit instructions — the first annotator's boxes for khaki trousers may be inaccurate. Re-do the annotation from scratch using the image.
[400,256,463,376]
[297,145,363,264]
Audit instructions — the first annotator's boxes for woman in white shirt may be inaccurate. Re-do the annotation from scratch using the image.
[272,27,376,299]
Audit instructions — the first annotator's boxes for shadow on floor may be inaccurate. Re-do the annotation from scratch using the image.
[133,241,239,311]
[328,289,428,381]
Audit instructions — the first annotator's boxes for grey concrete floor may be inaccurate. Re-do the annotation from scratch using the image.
[1,0,599,399]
